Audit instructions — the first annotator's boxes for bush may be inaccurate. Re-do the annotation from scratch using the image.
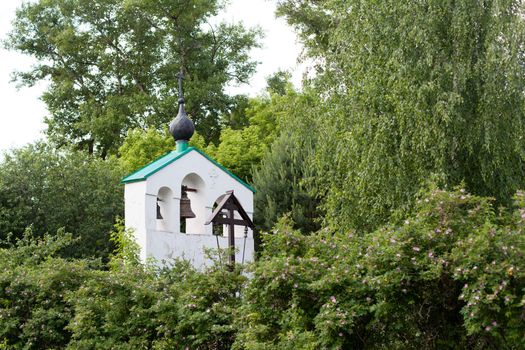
[234,188,525,349]
[1,188,524,349]
[0,230,97,349]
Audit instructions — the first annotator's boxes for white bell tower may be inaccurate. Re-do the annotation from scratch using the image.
[121,72,255,268]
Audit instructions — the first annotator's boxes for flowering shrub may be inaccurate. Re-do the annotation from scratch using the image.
[0,230,96,349]
[0,188,524,348]
[234,188,525,348]
[66,258,246,349]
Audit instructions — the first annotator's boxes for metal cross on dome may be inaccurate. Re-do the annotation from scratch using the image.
[176,70,184,101]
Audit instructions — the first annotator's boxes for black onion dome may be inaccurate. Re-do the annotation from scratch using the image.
[169,98,195,141]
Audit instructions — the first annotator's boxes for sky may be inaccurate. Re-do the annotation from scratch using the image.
[0,0,303,154]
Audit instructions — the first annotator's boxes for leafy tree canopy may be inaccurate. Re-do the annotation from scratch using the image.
[117,127,208,174]
[0,143,123,259]
[252,87,321,233]
[118,73,302,183]
[277,0,525,232]
[5,0,262,157]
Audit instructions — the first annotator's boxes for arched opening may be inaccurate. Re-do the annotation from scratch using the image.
[156,186,173,232]
[181,173,206,234]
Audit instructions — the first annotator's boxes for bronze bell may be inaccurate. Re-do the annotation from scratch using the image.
[180,188,196,219]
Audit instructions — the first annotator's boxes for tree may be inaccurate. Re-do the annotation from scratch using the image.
[0,143,123,259]
[266,69,292,96]
[277,0,525,232]
[5,0,262,157]
[117,96,276,183]
[118,71,303,183]
[118,127,210,174]
[252,89,321,233]
[213,96,277,182]
[117,128,175,174]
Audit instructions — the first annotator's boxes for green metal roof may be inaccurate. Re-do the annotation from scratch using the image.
[120,147,256,193]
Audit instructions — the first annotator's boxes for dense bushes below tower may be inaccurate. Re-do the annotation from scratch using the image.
[1,188,524,349]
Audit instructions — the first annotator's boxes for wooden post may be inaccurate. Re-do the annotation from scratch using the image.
[228,208,235,269]
[205,190,254,270]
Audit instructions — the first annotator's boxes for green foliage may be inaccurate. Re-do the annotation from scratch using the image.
[252,89,321,233]
[5,0,262,156]
[213,94,283,181]
[108,217,140,269]
[116,88,296,183]
[0,225,246,349]
[220,95,251,130]
[0,143,123,259]
[234,188,525,349]
[277,0,525,232]
[0,189,524,348]
[117,128,174,174]
[151,264,246,349]
[4,2,525,348]
[265,70,292,96]
[117,72,304,185]
[65,263,159,349]
[0,230,97,349]
[66,261,246,349]
[117,127,213,174]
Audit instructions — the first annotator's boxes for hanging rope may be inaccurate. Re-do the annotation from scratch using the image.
[242,226,248,264]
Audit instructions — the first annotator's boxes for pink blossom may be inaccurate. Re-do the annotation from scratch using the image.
[413,246,420,252]
[330,296,337,303]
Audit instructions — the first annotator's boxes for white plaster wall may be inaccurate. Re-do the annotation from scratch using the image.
[125,149,254,268]
[145,150,254,235]
[148,230,255,269]
[124,181,148,262]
